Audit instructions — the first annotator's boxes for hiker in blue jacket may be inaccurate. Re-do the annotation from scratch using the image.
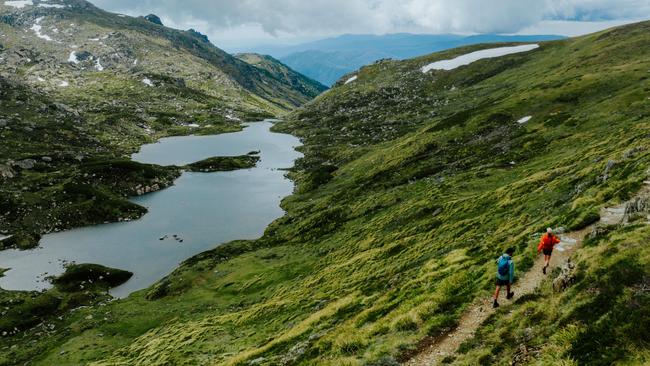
[493,247,515,308]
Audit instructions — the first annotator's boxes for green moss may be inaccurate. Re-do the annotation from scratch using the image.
[0,231,41,250]
[569,208,601,231]
[184,154,260,172]
[0,293,62,334]
[51,264,133,293]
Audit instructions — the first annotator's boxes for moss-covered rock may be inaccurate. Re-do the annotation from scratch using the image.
[0,232,41,250]
[51,264,133,293]
[184,154,260,172]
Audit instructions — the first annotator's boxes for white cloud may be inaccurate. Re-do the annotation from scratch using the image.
[90,0,650,46]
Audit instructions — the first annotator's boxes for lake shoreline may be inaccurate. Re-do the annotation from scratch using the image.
[0,121,302,298]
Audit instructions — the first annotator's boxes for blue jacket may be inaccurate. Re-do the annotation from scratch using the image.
[496,254,515,283]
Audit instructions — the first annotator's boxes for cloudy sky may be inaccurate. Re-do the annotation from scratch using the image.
[91,0,650,50]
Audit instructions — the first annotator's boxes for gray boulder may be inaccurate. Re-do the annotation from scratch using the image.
[14,159,36,170]
[0,164,15,179]
[553,258,577,292]
[144,14,163,26]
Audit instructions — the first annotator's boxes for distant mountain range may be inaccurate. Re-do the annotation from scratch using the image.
[246,33,566,86]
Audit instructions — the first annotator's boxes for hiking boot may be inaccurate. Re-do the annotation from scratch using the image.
[493,300,499,308]
[507,292,515,300]
[542,266,547,275]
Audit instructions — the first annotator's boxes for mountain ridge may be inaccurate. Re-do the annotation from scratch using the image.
[242,33,566,85]
[0,0,322,249]
[235,52,328,99]
[1,12,649,366]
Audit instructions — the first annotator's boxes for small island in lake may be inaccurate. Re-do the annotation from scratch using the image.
[184,153,261,172]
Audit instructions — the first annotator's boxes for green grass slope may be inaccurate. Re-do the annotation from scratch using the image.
[1,21,650,366]
[0,0,320,112]
[235,53,328,100]
[0,0,324,248]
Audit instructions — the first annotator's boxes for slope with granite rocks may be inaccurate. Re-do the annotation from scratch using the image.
[1,19,649,366]
[0,0,322,249]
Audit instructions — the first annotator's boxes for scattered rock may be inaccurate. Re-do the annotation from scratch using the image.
[0,164,15,179]
[248,357,266,365]
[280,341,308,365]
[553,258,576,292]
[588,225,610,239]
[75,51,93,62]
[623,195,650,223]
[511,343,540,365]
[624,146,645,159]
[14,159,36,170]
[601,160,618,182]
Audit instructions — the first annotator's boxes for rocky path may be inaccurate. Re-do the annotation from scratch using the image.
[403,187,649,366]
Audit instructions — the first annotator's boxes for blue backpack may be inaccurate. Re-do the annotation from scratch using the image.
[497,256,511,276]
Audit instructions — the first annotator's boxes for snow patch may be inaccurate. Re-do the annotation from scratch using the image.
[59,80,69,87]
[187,123,199,128]
[345,75,357,85]
[517,116,532,124]
[95,58,104,71]
[68,51,79,64]
[4,0,33,8]
[30,17,53,41]
[0,234,12,241]
[89,37,100,41]
[421,44,540,73]
[142,78,153,87]
[37,76,45,82]
[38,3,64,8]
[133,58,138,65]
[225,113,240,121]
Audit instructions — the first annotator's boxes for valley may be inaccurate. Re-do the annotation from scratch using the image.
[0,1,649,366]
[0,121,301,298]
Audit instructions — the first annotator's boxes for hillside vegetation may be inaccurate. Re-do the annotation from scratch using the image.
[271,33,564,86]
[0,0,321,248]
[235,53,328,100]
[1,18,649,366]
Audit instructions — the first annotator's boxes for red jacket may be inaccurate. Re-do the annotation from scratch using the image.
[538,233,560,251]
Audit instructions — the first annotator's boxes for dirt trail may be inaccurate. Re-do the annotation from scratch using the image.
[404,191,642,366]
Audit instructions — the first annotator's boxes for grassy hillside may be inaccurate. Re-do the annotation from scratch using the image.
[1,20,649,366]
[235,53,328,99]
[0,0,323,248]
[273,34,564,86]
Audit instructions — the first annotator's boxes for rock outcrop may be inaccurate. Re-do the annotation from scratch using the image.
[144,14,163,26]
[553,258,577,292]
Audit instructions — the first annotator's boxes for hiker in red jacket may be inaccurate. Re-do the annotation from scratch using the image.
[538,228,560,274]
